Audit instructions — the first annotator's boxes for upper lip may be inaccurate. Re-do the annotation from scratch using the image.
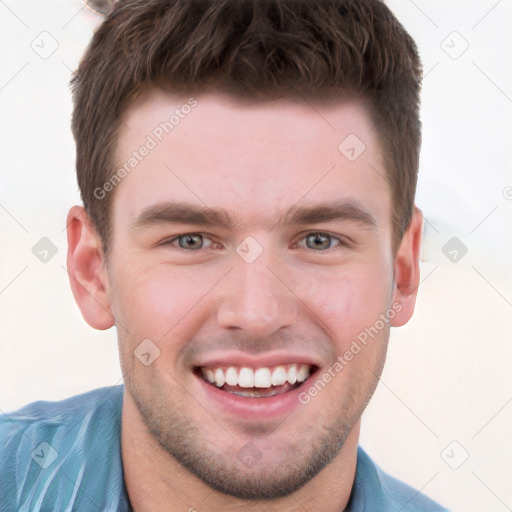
[192,351,322,369]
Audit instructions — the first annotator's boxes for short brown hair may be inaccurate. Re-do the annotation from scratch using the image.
[71,0,422,254]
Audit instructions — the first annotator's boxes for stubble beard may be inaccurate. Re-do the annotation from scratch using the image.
[123,337,387,500]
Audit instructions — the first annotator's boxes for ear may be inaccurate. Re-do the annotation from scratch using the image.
[390,206,423,327]
[66,205,115,330]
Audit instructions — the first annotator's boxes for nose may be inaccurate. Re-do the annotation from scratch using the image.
[216,253,299,338]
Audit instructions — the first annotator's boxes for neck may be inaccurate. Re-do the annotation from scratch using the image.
[121,391,359,512]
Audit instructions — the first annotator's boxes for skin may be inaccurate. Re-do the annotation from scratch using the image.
[66,90,422,511]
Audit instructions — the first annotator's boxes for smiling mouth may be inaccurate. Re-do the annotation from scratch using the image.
[195,363,315,398]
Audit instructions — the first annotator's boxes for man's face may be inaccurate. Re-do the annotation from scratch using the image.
[106,91,397,498]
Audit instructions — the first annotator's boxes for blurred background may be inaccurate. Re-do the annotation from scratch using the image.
[0,1,511,511]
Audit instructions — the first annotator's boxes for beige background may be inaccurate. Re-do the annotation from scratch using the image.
[1,1,511,511]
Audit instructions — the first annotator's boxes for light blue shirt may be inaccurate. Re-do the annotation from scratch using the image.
[0,386,449,511]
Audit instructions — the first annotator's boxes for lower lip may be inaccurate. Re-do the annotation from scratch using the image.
[195,373,311,421]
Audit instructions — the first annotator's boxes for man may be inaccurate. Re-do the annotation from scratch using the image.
[0,0,449,510]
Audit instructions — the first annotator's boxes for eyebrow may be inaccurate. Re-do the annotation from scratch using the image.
[280,200,377,230]
[130,200,377,232]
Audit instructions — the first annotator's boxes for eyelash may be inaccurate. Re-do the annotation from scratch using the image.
[294,231,348,251]
[160,231,348,252]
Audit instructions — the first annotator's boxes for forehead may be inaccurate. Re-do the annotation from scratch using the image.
[113,90,391,231]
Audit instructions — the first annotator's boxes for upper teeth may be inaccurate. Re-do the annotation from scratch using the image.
[201,364,311,389]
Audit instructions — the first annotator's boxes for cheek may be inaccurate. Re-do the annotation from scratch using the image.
[110,260,217,340]
[300,260,393,343]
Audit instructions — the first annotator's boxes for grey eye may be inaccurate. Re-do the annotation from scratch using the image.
[177,234,204,250]
[305,232,334,251]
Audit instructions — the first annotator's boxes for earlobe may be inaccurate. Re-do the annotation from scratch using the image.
[66,205,115,330]
[390,206,423,327]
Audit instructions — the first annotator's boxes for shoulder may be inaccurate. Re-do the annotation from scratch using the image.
[349,446,450,512]
[1,385,123,426]
[0,386,128,512]
[0,385,124,455]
